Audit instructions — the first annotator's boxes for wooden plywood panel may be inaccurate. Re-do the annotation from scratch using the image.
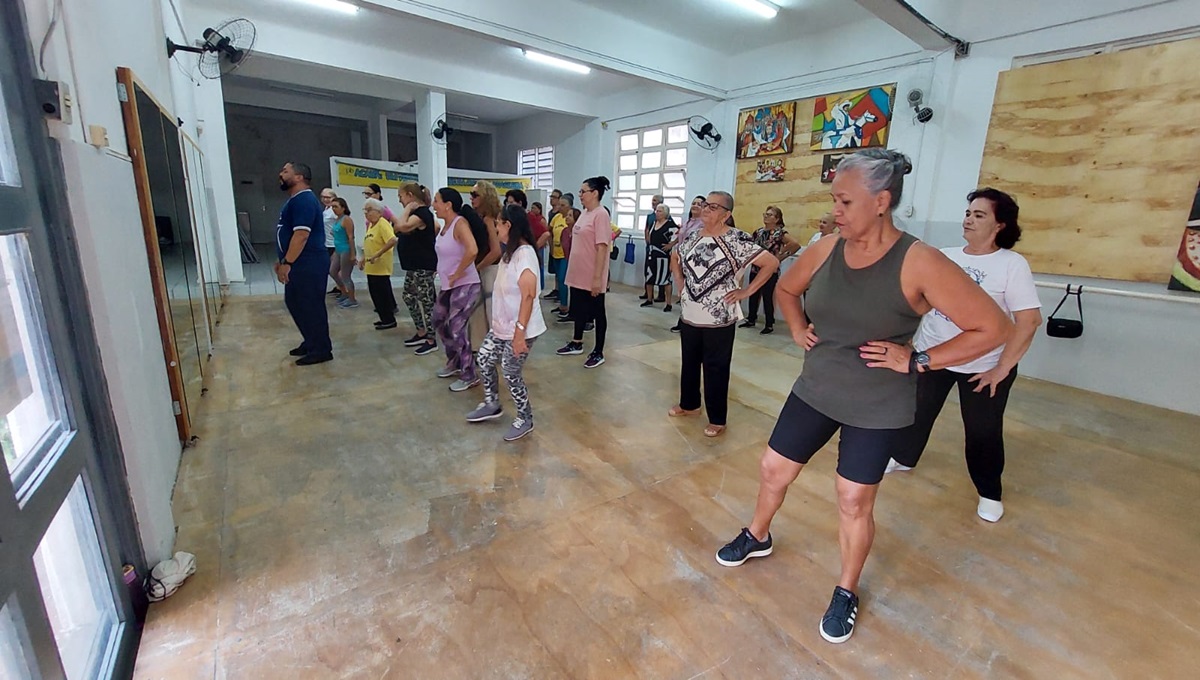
[978,38,1200,282]
[732,96,834,241]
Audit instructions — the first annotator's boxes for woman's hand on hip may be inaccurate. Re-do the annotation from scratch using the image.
[860,340,912,373]
[722,288,749,304]
[797,323,819,351]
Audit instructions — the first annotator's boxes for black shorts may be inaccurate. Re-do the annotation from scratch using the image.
[327,247,335,256]
[767,393,907,485]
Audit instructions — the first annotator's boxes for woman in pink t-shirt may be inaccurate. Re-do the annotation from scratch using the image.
[555,176,613,369]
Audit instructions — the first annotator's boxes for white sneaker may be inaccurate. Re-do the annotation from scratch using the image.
[977,497,1004,523]
[884,458,913,475]
[147,551,197,602]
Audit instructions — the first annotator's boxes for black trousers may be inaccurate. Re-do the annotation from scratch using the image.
[895,366,1018,501]
[284,262,332,356]
[679,322,736,426]
[569,286,607,353]
[746,269,779,326]
[367,274,397,324]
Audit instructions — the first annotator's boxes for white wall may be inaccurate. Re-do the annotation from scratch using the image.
[21,0,224,563]
[496,3,1200,414]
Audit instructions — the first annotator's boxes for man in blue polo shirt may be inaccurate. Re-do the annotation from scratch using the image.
[274,161,333,365]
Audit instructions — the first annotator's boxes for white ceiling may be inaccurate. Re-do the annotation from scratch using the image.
[571,0,874,55]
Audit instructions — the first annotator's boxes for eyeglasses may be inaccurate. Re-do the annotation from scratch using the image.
[702,201,731,212]
[470,191,479,198]
[361,191,372,197]
[579,188,596,194]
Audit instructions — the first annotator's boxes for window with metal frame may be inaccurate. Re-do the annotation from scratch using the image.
[614,122,688,236]
[517,146,555,192]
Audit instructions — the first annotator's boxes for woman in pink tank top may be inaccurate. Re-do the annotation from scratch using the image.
[431,188,483,393]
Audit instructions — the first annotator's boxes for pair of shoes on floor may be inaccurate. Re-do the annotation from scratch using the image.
[146,551,197,602]
[449,377,480,392]
[295,353,333,366]
[715,529,859,643]
[466,402,535,441]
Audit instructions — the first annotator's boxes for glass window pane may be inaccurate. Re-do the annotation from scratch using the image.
[620,134,639,151]
[613,193,638,212]
[667,124,689,145]
[639,194,656,211]
[639,173,659,190]
[665,148,688,167]
[662,172,686,189]
[1,234,68,484]
[34,477,119,680]
[0,82,20,187]
[619,154,638,171]
[641,152,661,169]
[617,175,636,191]
[641,129,663,147]
[664,198,686,215]
[617,213,634,230]
[0,599,36,680]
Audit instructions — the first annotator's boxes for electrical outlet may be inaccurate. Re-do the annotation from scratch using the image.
[33,79,73,125]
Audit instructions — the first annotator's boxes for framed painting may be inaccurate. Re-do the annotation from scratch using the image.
[755,158,786,182]
[736,101,796,159]
[1168,181,1200,292]
[820,152,850,183]
[810,84,896,151]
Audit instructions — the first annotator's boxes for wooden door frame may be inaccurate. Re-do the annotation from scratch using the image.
[115,66,191,442]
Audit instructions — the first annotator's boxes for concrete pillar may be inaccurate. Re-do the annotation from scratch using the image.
[349,129,363,158]
[416,90,448,191]
[367,113,389,161]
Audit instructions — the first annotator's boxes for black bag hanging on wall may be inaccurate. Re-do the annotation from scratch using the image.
[1046,285,1084,338]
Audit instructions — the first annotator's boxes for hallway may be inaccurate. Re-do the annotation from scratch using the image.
[132,292,1200,679]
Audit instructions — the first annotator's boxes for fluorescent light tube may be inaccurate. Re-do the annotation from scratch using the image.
[293,0,360,15]
[523,50,591,75]
[729,0,778,19]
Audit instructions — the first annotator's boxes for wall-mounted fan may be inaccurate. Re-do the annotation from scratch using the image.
[688,115,721,150]
[166,18,257,80]
[431,118,454,144]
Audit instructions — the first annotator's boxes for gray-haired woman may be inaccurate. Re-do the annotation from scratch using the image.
[714,148,1012,644]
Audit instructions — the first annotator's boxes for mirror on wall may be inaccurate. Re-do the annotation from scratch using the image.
[182,137,225,330]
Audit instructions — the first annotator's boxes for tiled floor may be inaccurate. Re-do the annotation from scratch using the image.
[132,285,1200,679]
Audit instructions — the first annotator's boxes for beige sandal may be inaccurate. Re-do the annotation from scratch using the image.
[668,405,701,417]
[704,424,727,438]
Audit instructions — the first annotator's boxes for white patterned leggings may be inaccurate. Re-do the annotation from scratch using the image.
[477,331,536,423]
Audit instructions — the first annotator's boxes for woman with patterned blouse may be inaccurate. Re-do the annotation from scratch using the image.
[740,205,801,334]
[669,191,780,437]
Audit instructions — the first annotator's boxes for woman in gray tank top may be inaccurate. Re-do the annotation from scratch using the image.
[714,149,1012,645]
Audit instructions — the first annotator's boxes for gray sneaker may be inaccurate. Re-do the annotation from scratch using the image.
[503,418,534,441]
[436,365,460,379]
[466,401,503,422]
[449,377,480,392]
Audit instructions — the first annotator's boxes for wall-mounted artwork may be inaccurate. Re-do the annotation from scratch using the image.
[820,153,850,183]
[1168,182,1200,292]
[755,158,786,182]
[736,102,796,159]
[811,84,896,151]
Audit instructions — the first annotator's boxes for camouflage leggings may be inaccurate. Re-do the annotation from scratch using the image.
[477,331,536,423]
[401,269,436,333]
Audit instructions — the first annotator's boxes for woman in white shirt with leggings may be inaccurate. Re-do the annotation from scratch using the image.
[888,188,1043,523]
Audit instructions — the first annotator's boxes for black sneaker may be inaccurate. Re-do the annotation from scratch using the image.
[638,294,648,300]
[555,315,573,324]
[375,321,397,330]
[670,323,681,333]
[288,345,307,357]
[583,352,605,369]
[738,319,756,329]
[761,326,774,335]
[556,341,584,356]
[295,353,333,366]
[715,528,773,567]
[327,288,340,296]
[820,587,859,644]
[403,333,426,347]
[640,300,654,308]
[542,291,558,300]
[584,322,595,332]
[413,340,438,356]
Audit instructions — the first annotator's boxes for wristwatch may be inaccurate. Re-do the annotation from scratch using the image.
[515,321,527,331]
[279,258,294,266]
[909,350,931,374]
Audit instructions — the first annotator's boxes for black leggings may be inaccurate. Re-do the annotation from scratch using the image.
[366,275,397,324]
[569,287,607,353]
[746,269,779,326]
[895,366,1018,501]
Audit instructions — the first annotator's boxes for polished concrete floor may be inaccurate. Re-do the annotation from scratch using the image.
[133,285,1200,679]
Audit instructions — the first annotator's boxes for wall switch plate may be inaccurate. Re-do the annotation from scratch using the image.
[88,125,110,149]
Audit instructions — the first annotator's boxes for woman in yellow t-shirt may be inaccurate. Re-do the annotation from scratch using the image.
[549,209,569,314]
[359,198,399,329]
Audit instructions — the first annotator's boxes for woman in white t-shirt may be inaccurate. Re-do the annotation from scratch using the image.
[465,204,547,442]
[888,188,1043,523]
